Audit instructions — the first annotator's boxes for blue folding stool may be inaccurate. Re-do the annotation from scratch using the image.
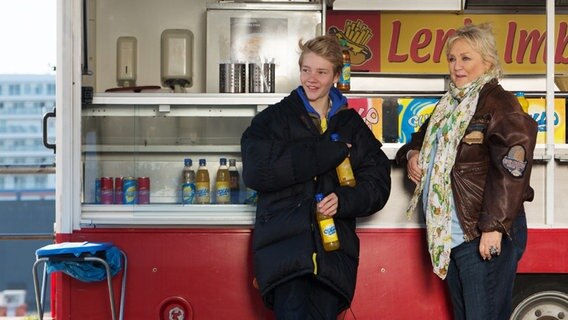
[32,241,127,320]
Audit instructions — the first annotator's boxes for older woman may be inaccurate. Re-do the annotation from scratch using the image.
[396,23,537,319]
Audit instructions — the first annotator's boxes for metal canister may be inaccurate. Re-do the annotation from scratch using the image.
[137,177,150,204]
[114,177,124,204]
[248,63,275,93]
[100,177,114,204]
[219,63,246,93]
[123,177,137,204]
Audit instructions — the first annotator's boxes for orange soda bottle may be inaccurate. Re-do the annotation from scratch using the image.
[215,158,230,204]
[315,193,340,252]
[195,159,210,204]
[336,39,351,92]
[515,92,529,113]
[331,133,356,187]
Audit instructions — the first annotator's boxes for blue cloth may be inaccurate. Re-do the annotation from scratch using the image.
[37,241,113,257]
[446,213,527,320]
[42,243,123,283]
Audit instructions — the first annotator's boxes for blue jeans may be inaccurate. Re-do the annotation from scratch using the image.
[446,213,527,320]
[272,275,341,320]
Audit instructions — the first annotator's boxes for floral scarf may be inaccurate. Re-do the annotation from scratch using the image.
[406,73,493,279]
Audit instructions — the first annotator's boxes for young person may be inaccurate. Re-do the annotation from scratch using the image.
[241,35,391,319]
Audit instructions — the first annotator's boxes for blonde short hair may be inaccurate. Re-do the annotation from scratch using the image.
[298,35,343,76]
[446,23,503,79]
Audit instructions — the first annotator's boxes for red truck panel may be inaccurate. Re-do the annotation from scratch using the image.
[52,227,566,319]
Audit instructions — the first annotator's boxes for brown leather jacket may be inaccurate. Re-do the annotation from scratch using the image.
[396,80,538,241]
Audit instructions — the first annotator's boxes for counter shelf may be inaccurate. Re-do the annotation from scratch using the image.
[80,93,555,227]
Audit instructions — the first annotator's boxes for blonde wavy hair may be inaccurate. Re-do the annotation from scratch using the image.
[446,23,503,79]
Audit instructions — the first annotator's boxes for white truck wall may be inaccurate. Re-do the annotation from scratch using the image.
[93,0,216,93]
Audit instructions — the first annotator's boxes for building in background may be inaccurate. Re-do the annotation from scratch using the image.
[0,74,55,199]
[0,74,56,316]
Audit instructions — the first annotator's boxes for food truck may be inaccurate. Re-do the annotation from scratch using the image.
[49,0,568,318]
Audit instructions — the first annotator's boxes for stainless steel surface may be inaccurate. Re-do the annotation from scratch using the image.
[219,63,246,93]
[206,9,321,93]
[208,2,322,11]
[465,0,568,10]
[248,63,275,93]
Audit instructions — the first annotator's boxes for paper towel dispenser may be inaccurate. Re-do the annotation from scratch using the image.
[161,29,194,92]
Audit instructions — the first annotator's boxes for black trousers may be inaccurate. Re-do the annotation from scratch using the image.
[272,275,341,320]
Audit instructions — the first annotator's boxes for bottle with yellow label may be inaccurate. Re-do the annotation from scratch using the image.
[315,193,340,252]
[331,133,356,187]
[195,159,210,204]
[516,92,529,113]
[336,39,351,92]
[215,158,231,204]
[181,158,196,204]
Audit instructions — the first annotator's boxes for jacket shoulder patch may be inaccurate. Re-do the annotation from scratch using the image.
[502,145,527,177]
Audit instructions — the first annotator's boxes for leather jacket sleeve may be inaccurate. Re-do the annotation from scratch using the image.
[394,118,430,166]
[478,110,537,234]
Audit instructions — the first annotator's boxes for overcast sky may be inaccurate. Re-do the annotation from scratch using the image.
[0,0,56,74]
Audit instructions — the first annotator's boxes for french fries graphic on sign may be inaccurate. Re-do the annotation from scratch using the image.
[329,19,374,66]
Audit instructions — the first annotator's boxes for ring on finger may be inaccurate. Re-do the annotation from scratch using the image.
[489,246,499,256]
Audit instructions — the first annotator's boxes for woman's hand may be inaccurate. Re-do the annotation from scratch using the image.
[407,150,422,184]
[318,193,339,217]
[479,231,503,260]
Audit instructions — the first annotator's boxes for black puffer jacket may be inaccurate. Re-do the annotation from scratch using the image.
[241,90,391,310]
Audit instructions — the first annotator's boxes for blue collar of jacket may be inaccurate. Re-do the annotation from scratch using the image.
[296,86,348,119]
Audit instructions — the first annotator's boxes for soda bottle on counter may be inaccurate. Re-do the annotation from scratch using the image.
[114,177,124,204]
[331,133,356,187]
[244,187,257,205]
[195,159,210,204]
[100,177,114,204]
[315,193,340,252]
[181,158,196,204]
[215,158,231,204]
[123,176,138,204]
[138,177,150,204]
[516,92,530,113]
[336,39,351,92]
[95,178,101,204]
[229,159,240,204]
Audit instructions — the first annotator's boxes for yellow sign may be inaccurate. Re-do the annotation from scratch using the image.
[527,98,566,144]
[347,97,383,141]
[380,14,568,74]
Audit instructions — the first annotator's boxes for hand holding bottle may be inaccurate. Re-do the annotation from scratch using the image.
[317,192,339,218]
[315,193,340,252]
[331,133,356,187]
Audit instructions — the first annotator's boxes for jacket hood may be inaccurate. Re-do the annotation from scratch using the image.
[296,86,348,119]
